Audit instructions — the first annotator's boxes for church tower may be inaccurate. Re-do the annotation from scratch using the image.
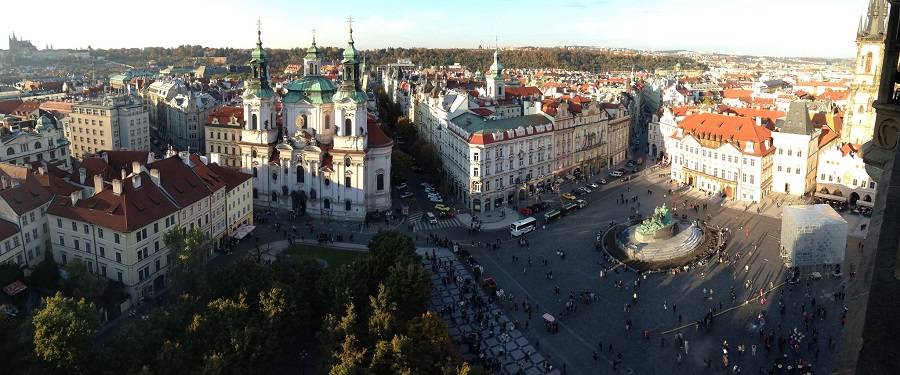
[845,0,889,144]
[332,19,368,143]
[304,31,321,76]
[486,47,504,100]
[240,22,279,203]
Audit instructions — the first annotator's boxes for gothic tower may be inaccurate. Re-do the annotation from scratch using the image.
[486,47,504,100]
[845,0,889,144]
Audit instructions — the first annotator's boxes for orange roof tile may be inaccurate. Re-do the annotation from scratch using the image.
[675,113,774,157]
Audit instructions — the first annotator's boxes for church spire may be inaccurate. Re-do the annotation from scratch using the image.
[860,0,888,39]
[333,16,367,103]
[243,20,274,101]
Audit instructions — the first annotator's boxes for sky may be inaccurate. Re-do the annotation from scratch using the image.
[4,0,868,58]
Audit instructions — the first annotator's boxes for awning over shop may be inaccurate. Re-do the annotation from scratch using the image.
[815,192,848,202]
[232,224,256,240]
[2,281,27,296]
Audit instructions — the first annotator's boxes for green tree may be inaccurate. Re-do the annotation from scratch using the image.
[63,259,107,303]
[404,312,455,373]
[165,226,210,295]
[368,283,396,341]
[391,150,413,184]
[32,292,99,372]
[328,302,367,375]
[385,263,432,322]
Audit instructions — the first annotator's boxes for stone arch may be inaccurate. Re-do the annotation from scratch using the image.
[850,192,860,205]
[864,194,872,202]
[819,187,829,194]
[832,189,843,197]
[34,141,42,149]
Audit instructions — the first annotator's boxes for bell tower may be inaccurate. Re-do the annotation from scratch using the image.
[304,29,321,76]
[242,20,276,134]
[845,0,889,144]
[486,43,504,100]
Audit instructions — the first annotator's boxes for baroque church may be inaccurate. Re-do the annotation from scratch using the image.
[238,24,393,220]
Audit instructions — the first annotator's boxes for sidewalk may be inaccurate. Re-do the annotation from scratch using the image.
[458,207,523,231]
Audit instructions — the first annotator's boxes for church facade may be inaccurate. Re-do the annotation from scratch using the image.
[844,0,888,145]
[237,25,392,220]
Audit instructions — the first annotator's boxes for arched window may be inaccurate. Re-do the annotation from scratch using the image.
[5,147,13,155]
[345,176,351,188]
[324,177,330,186]
[310,188,317,200]
[252,114,258,130]
[345,199,352,211]
[376,172,384,191]
[251,148,257,158]
[271,191,278,202]
[34,141,42,149]
[323,198,331,210]
[324,115,330,129]
[864,52,873,73]
[252,167,258,178]
[344,118,352,136]
[345,157,351,167]
[296,165,304,183]
[272,172,278,181]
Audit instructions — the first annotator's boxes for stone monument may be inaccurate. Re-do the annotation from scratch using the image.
[635,204,677,242]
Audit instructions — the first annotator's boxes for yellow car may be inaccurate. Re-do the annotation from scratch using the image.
[561,193,577,201]
[434,204,451,213]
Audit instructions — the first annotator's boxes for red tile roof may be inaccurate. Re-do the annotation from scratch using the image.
[207,106,244,126]
[11,101,40,116]
[504,86,542,98]
[471,108,494,117]
[0,174,53,216]
[817,91,849,101]
[0,100,23,115]
[206,163,252,191]
[367,121,393,149]
[188,154,226,193]
[48,172,179,232]
[147,156,213,207]
[39,101,73,114]
[0,218,19,241]
[33,173,81,196]
[723,89,753,99]
[100,150,152,174]
[675,113,774,157]
[721,107,786,125]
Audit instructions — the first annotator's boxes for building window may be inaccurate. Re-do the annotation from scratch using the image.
[252,167,258,178]
[345,199,351,211]
[344,119,352,136]
[252,114,258,130]
[297,165,304,183]
[324,115,330,129]
[376,172,384,191]
[114,233,120,244]
[323,198,331,210]
[345,176,351,188]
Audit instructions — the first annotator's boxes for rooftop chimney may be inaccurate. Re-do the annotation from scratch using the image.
[93,175,104,196]
[132,161,141,175]
[150,169,161,186]
[69,191,80,205]
[178,151,190,166]
[112,179,123,196]
[132,174,142,189]
[78,167,86,185]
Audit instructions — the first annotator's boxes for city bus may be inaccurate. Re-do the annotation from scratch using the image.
[510,217,538,237]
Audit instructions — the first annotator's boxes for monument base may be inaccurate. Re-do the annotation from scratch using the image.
[634,222,677,243]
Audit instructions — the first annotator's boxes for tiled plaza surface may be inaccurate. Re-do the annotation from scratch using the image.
[457,169,860,374]
[421,247,559,375]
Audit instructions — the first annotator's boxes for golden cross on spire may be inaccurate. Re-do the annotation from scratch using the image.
[347,16,355,42]
[311,28,316,44]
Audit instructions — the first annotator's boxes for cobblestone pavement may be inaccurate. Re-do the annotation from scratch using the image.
[420,247,559,375]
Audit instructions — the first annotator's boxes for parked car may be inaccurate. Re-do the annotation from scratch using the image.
[561,193,577,201]
[429,196,444,203]
[394,182,408,190]
[579,186,592,194]
[399,191,414,199]
[626,160,636,168]
[598,178,608,185]
[576,199,588,208]
[520,207,534,216]
[588,183,599,189]
[425,212,438,224]
[609,170,624,177]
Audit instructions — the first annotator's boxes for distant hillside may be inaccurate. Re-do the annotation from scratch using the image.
[93,46,705,74]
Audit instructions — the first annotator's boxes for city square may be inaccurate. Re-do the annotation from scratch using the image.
[413,167,865,374]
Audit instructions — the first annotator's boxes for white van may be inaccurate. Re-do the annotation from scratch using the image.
[425,212,438,224]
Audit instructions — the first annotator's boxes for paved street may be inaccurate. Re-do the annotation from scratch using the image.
[451,166,856,374]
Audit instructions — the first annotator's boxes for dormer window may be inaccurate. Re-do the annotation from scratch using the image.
[745,142,754,153]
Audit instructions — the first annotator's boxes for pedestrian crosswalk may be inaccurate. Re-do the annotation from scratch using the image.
[407,212,464,232]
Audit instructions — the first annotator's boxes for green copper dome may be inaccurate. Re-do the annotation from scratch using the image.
[283,76,337,104]
[35,114,54,132]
